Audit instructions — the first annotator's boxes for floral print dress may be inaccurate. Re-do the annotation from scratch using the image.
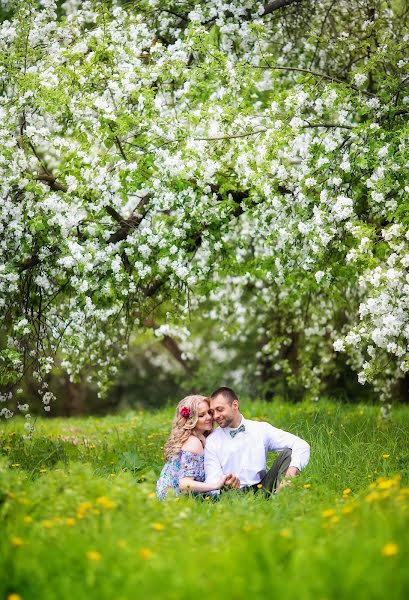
[156,450,205,500]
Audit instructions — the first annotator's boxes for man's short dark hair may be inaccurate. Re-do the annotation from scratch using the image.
[210,387,238,405]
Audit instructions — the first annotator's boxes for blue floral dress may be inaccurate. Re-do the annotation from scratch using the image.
[156,450,205,500]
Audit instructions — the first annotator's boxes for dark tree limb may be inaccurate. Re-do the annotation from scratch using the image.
[262,0,304,16]
[137,314,197,375]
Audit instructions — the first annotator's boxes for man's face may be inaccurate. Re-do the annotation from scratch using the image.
[210,395,238,428]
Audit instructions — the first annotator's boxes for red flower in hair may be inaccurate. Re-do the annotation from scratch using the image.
[180,406,190,419]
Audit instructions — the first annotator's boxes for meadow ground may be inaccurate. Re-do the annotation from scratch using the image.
[0,399,408,600]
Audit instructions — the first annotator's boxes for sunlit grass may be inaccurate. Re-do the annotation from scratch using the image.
[1,400,408,599]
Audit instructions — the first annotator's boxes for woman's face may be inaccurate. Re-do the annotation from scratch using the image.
[194,401,213,434]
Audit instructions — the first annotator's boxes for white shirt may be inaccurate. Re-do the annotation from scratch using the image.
[204,416,310,488]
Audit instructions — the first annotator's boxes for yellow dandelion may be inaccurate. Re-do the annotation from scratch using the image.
[342,488,352,496]
[10,536,24,547]
[151,522,165,531]
[42,520,54,529]
[96,496,115,509]
[23,516,33,524]
[303,483,311,489]
[279,528,291,538]
[330,516,340,524]
[342,505,355,514]
[257,483,263,489]
[11,464,20,468]
[321,509,336,518]
[86,550,102,561]
[139,548,153,560]
[382,454,390,459]
[382,543,398,557]
[399,488,409,496]
[378,479,396,490]
[7,594,23,600]
[366,491,381,503]
[147,492,156,499]
[65,518,76,526]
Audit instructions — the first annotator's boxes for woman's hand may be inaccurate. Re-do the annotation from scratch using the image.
[216,474,229,489]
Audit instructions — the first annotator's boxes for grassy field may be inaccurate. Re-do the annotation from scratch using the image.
[1,399,408,600]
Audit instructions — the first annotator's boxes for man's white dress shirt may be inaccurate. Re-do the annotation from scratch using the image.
[204,417,310,489]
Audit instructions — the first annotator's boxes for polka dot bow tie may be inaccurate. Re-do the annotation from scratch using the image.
[230,424,245,438]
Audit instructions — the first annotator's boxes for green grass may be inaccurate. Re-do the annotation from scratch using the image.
[1,400,408,600]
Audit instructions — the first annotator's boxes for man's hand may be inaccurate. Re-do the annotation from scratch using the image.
[275,466,299,494]
[224,473,240,489]
[285,466,300,478]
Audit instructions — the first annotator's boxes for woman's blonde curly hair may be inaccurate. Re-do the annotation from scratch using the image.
[164,395,211,460]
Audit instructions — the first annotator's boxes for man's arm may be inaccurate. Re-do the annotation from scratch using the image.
[204,441,240,493]
[204,440,224,495]
[263,423,310,473]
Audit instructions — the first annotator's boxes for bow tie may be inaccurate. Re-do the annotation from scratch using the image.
[230,424,245,438]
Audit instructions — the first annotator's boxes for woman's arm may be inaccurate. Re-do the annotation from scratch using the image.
[179,435,227,492]
[179,474,228,493]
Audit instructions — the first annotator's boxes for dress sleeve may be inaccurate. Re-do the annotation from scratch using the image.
[179,451,202,479]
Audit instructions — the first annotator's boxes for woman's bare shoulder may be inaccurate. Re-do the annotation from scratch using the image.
[181,436,203,455]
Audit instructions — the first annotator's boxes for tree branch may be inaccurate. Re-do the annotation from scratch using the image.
[141,315,197,374]
[262,0,304,16]
[251,64,376,97]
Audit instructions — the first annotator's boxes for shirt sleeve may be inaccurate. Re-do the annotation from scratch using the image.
[262,423,310,470]
[204,440,224,495]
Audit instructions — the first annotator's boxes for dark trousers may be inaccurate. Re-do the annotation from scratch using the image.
[245,448,293,497]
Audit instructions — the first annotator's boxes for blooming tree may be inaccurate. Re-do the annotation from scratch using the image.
[0,0,408,427]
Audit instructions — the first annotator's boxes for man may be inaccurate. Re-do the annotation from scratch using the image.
[205,387,310,496]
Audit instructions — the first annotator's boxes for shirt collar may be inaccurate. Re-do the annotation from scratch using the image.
[224,416,246,436]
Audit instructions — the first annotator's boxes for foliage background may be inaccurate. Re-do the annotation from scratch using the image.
[0,0,408,420]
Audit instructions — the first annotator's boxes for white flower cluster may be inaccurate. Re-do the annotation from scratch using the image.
[0,0,408,422]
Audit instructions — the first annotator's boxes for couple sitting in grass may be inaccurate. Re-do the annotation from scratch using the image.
[156,387,310,500]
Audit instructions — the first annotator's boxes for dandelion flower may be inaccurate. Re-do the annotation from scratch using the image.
[10,537,24,547]
[279,528,291,538]
[382,454,390,459]
[7,594,23,600]
[96,496,115,509]
[42,520,54,529]
[382,543,398,557]
[23,516,33,524]
[65,518,76,526]
[151,522,165,531]
[86,550,102,561]
[378,479,397,490]
[139,548,153,560]
[321,509,336,518]
[303,484,311,489]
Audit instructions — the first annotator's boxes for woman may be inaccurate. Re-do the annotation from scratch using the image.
[156,395,227,499]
